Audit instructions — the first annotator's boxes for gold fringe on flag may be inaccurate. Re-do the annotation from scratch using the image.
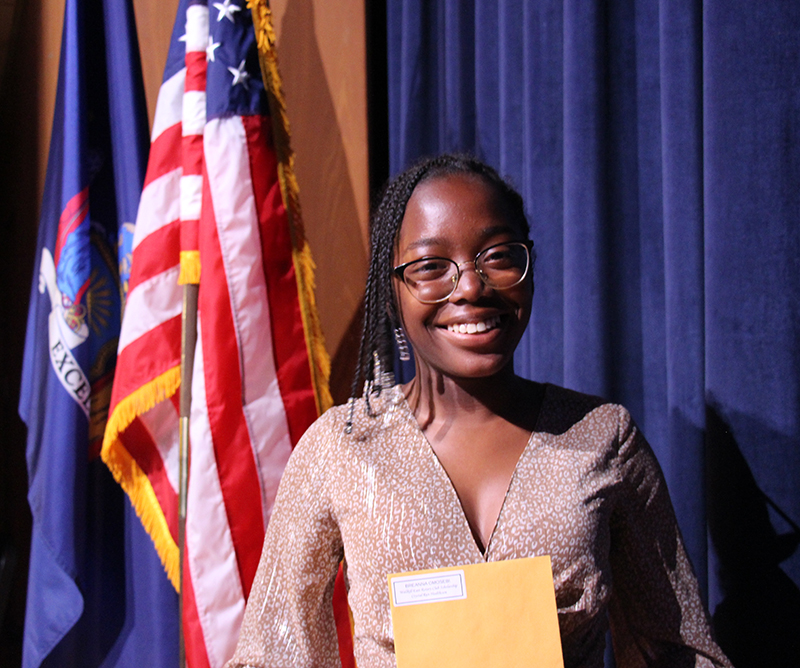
[248,0,333,415]
[101,366,182,588]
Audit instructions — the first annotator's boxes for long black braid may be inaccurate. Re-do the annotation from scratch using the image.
[345,153,532,432]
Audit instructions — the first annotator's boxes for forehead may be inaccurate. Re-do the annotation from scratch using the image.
[398,174,520,251]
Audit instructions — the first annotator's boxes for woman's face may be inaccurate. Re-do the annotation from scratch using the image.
[394,173,533,382]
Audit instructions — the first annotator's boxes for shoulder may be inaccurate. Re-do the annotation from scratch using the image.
[537,383,631,435]
[278,388,410,503]
[534,383,643,464]
[284,402,350,472]
[535,386,659,493]
[289,386,408,463]
[297,401,352,443]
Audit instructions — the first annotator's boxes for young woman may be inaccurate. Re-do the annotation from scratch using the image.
[227,155,732,668]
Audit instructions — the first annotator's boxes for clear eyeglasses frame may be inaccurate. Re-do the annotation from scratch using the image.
[392,240,534,304]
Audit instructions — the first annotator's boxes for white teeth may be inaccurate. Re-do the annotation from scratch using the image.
[447,316,500,334]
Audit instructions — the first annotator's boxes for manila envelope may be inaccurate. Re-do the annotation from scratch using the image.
[388,556,563,668]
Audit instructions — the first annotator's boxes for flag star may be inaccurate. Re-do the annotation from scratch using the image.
[179,33,187,43]
[207,36,221,62]
[228,59,250,88]
[213,0,241,22]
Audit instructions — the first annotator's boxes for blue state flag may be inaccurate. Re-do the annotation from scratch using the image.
[19,0,179,665]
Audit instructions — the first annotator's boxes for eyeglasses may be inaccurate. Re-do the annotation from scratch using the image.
[393,240,533,304]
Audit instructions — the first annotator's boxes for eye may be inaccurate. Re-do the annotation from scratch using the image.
[481,245,517,269]
[404,258,452,281]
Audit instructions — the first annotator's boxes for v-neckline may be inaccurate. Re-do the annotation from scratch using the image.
[398,383,548,561]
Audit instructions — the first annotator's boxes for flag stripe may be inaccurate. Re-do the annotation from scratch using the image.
[181,175,204,220]
[182,134,205,175]
[134,168,182,247]
[120,416,179,541]
[243,116,319,444]
[119,267,183,351]
[188,331,246,668]
[136,396,181,491]
[128,219,180,293]
[198,130,267,594]
[151,68,185,142]
[205,114,294,539]
[185,52,208,91]
[144,124,183,188]
[182,547,213,668]
[183,91,207,136]
[185,3,209,52]
[112,316,181,400]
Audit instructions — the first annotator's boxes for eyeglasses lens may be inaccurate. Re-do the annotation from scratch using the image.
[402,259,458,303]
[476,243,529,289]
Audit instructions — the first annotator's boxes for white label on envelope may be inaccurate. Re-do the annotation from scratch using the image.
[390,570,467,606]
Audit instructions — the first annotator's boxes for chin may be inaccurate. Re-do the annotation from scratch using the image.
[432,354,516,382]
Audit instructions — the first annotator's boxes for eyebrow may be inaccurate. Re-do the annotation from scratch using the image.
[402,225,519,252]
[403,236,447,251]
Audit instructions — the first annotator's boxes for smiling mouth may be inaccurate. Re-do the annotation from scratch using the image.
[445,316,502,335]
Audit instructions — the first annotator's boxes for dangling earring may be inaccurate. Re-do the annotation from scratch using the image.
[394,327,410,361]
[372,350,395,391]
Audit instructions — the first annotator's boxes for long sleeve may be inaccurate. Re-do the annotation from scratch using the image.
[225,414,343,668]
[607,406,732,668]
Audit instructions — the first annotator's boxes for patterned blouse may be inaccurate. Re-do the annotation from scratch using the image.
[226,383,732,668]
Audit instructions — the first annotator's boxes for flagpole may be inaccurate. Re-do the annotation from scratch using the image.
[179,283,199,668]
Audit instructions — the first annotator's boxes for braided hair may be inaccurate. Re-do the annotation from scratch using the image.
[345,153,531,431]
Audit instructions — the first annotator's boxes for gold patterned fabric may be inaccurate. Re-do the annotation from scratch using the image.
[226,384,732,668]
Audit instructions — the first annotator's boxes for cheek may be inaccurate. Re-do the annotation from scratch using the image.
[395,294,440,350]
[505,281,534,316]
[393,278,431,332]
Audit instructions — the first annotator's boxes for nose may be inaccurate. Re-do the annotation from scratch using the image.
[449,261,487,301]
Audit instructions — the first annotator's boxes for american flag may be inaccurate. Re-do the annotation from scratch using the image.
[101,0,340,665]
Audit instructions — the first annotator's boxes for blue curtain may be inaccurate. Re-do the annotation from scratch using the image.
[387,1,800,665]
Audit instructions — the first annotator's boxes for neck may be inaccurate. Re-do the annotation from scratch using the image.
[403,363,536,430]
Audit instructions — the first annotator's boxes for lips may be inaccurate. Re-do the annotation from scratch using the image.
[444,315,501,334]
